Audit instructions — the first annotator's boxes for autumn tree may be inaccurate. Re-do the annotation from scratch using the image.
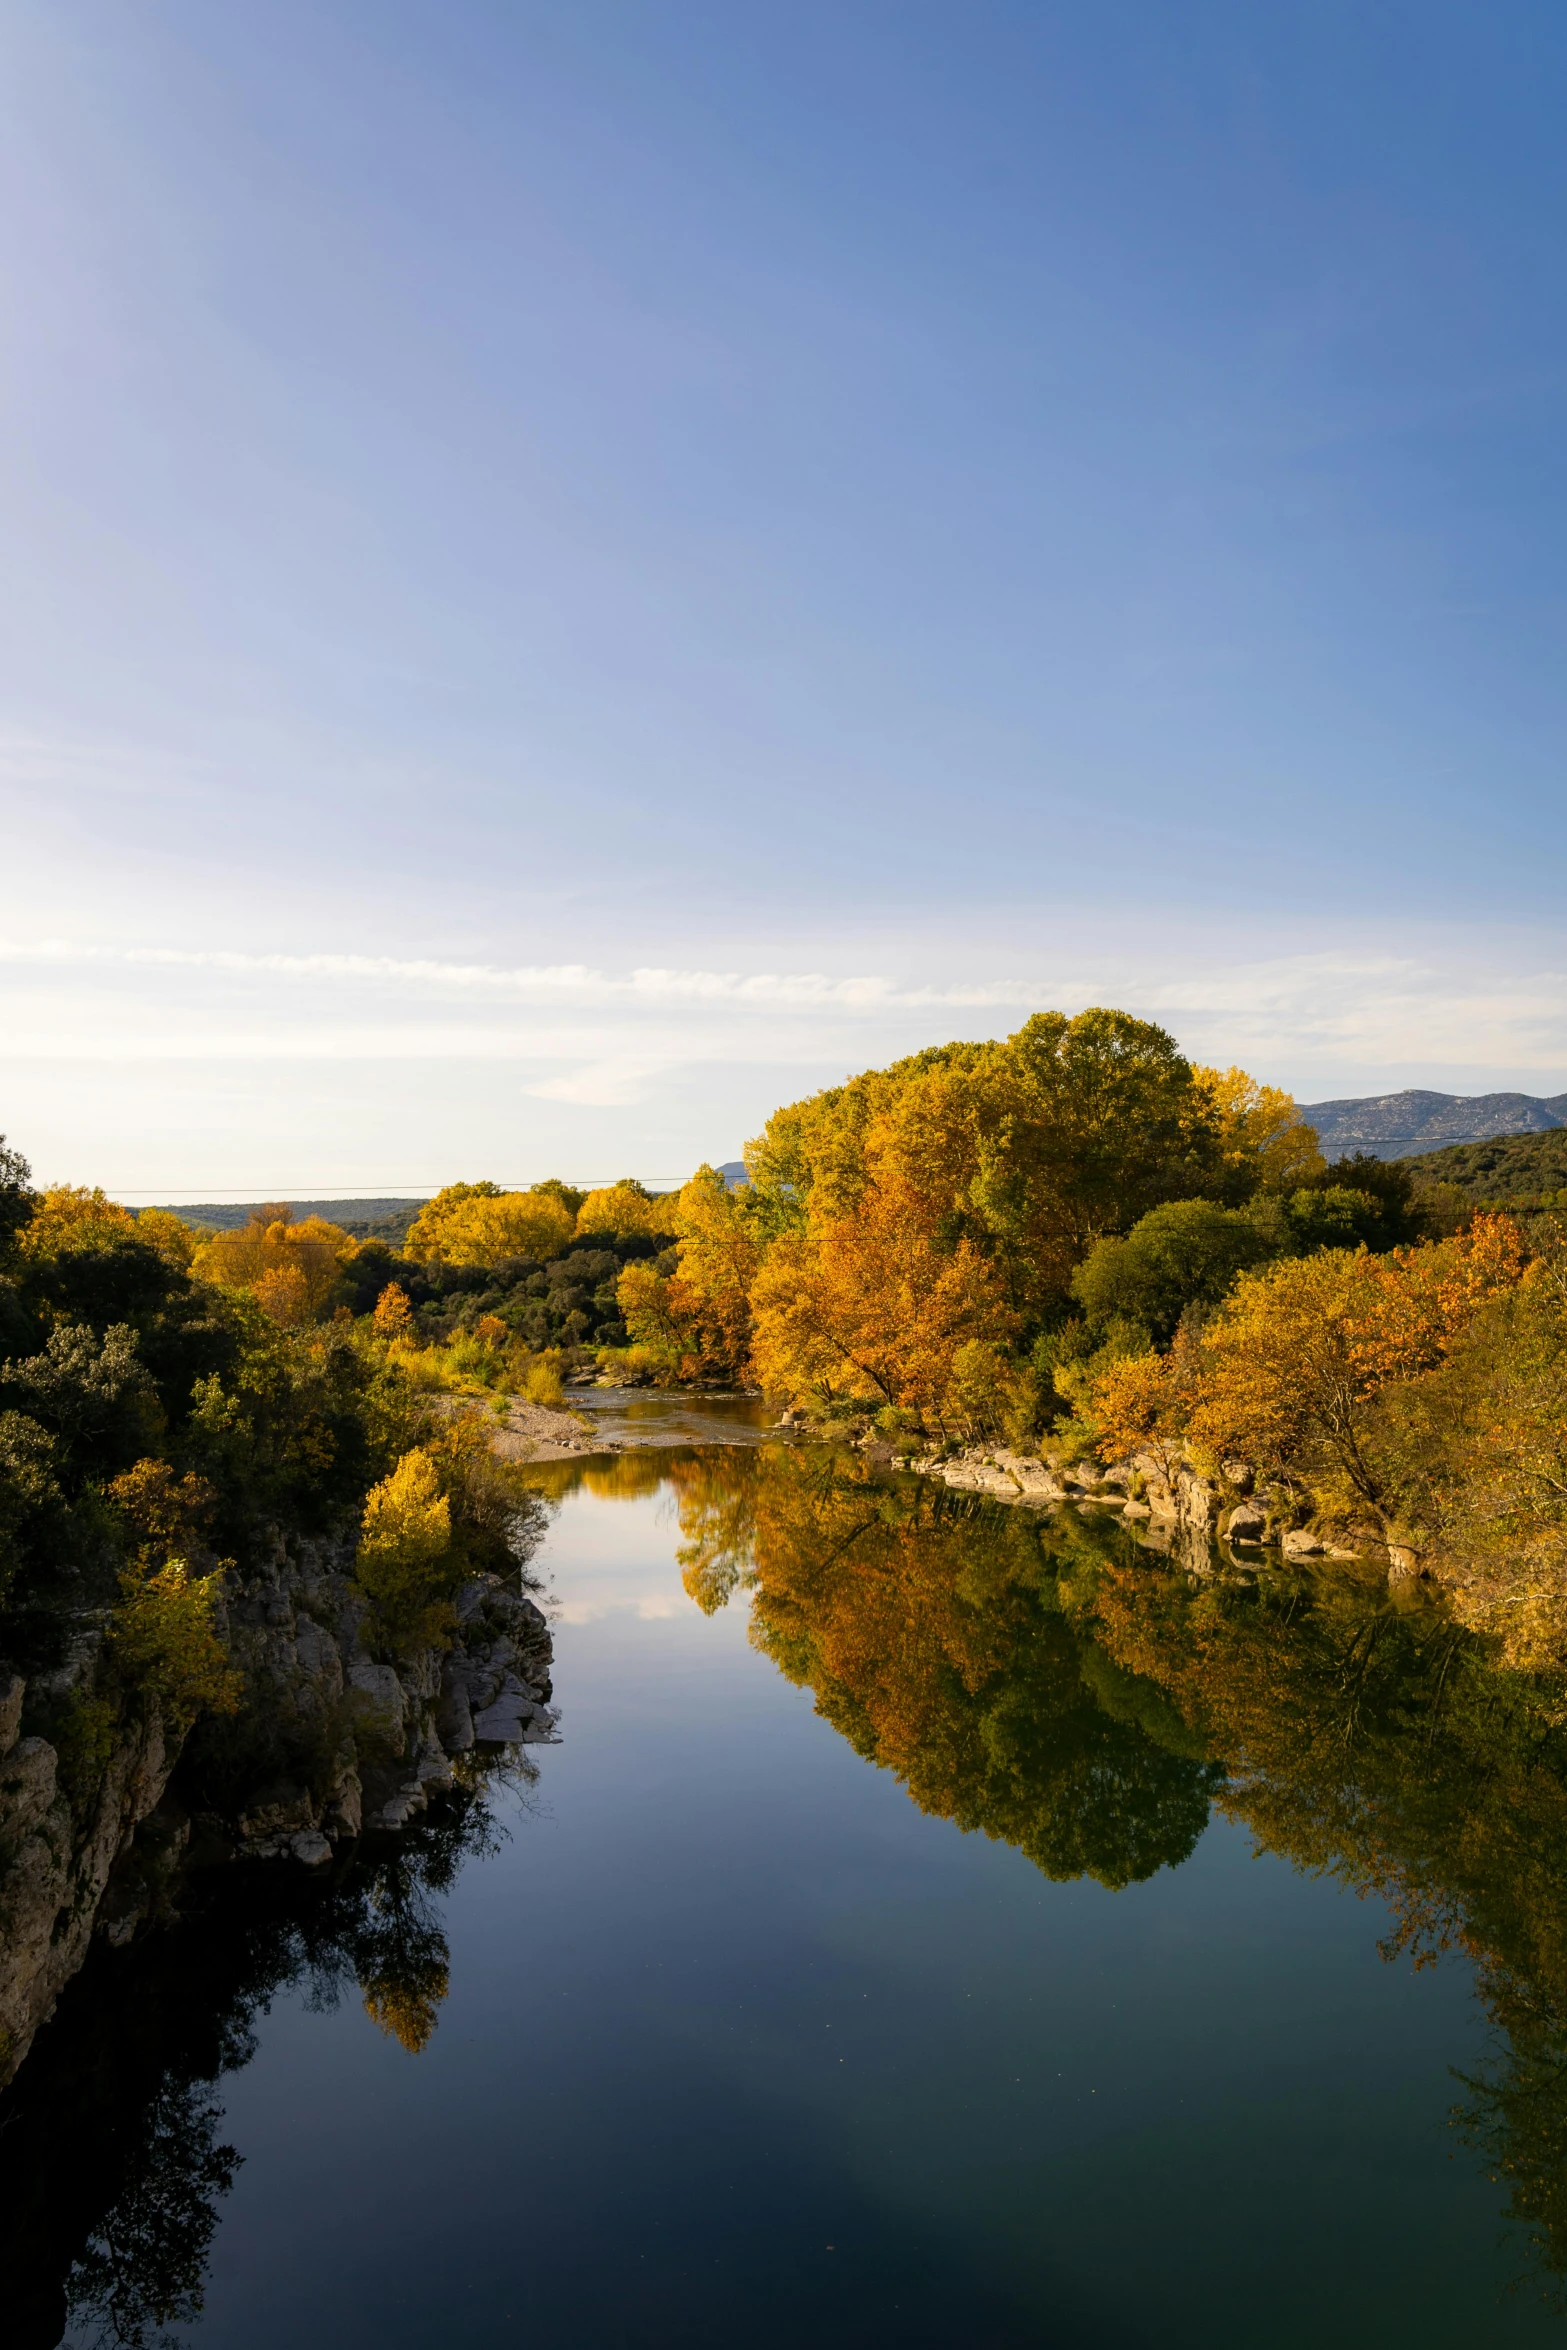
[576,1178,676,1240]
[743,1009,1238,1334]
[108,1557,244,1737]
[1369,1235,1567,1662]
[616,1164,761,1381]
[1118,1214,1532,1548]
[403,1183,574,1268]
[131,1208,203,1267]
[749,1142,1017,1426]
[192,1211,355,1321]
[105,1455,241,1736]
[1191,1064,1325,1198]
[373,1282,414,1341]
[19,1185,138,1256]
[354,1447,457,1653]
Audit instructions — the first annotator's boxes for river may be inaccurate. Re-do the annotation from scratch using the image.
[7,1400,1567,2346]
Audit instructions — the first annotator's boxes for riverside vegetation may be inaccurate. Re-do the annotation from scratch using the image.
[0,1139,559,2095]
[593,1009,1567,1660]
[531,1440,1567,2300]
[4,1008,1566,2171]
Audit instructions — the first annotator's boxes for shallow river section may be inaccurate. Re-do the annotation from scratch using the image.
[23,1416,1567,2347]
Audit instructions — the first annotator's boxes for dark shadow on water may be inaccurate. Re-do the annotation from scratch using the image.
[0,1795,501,2350]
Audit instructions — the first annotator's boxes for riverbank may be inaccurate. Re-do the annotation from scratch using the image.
[0,1537,555,2093]
[492,1394,615,1460]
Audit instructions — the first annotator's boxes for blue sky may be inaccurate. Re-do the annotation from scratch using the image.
[3,2,1565,1193]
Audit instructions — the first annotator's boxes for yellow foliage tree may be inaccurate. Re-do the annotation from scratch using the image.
[109,1559,244,1739]
[193,1210,354,1321]
[132,1207,202,1266]
[20,1184,137,1256]
[1089,1348,1191,1459]
[1192,1065,1325,1194]
[744,1010,1226,1323]
[615,1259,691,1377]
[576,1178,675,1239]
[373,1282,414,1341]
[254,1261,312,1326]
[355,1447,457,1652]
[615,1165,761,1381]
[403,1182,574,1267]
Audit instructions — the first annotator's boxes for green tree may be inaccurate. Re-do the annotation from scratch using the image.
[1071,1198,1271,1343]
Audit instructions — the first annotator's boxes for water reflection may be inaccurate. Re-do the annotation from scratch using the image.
[0,1788,506,2350]
[545,1441,1567,2292]
[669,1447,1224,1886]
[10,1438,1567,2337]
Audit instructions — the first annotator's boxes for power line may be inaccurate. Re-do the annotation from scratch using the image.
[112,1178,702,1200]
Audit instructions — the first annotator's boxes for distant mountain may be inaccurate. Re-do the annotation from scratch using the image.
[145,1197,427,1239]
[717,1160,748,1189]
[1299,1089,1567,1160]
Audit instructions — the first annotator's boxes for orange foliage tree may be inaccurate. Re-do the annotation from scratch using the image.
[749,1140,1016,1426]
[1091,1214,1530,1540]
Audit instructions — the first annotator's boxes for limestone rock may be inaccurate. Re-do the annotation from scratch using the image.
[473,1674,542,1743]
[0,1519,557,2093]
[1281,1529,1326,1558]
[0,1710,169,2090]
[346,1660,407,1744]
[436,1676,476,1754]
[992,1452,1069,1499]
[320,1747,363,1840]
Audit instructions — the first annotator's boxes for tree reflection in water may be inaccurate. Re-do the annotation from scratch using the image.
[665,1446,1222,1885]
[647,1444,1567,2297]
[0,1785,510,2350]
[14,1444,1567,2335]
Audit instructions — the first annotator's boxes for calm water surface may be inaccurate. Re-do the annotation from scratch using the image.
[17,1404,1567,2347]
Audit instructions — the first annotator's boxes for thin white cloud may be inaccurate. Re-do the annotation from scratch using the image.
[526,1058,677,1106]
[0,939,1042,1010]
[2,937,1566,1084]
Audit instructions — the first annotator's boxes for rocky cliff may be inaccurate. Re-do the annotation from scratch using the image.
[0,1540,554,2093]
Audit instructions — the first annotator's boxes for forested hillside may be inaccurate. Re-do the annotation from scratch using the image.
[1395,1126,1567,1207]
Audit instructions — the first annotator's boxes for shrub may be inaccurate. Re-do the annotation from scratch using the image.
[108,1558,244,1738]
[53,1692,118,1808]
[354,1448,458,1654]
[522,1356,565,1408]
